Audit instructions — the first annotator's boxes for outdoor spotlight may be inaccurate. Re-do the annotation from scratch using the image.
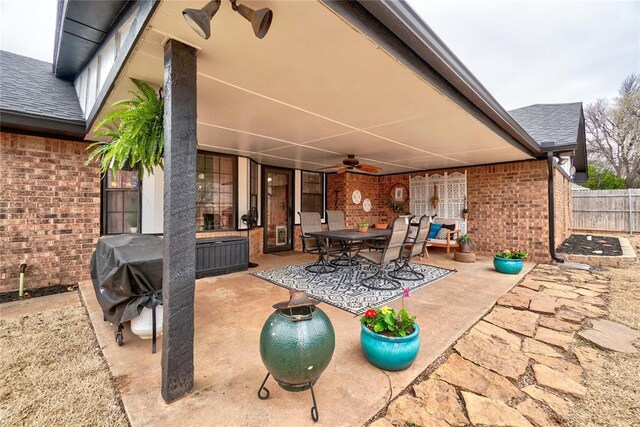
[182,0,221,39]
[231,0,273,39]
[555,155,569,165]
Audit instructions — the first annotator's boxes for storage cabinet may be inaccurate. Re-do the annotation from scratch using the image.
[196,237,249,278]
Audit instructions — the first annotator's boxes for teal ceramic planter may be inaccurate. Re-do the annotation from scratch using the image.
[260,306,335,392]
[360,323,420,371]
[493,256,524,274]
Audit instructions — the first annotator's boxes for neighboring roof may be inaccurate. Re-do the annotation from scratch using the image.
[508,103,583,148]
[0,50,85,138]
[509,102,588,181]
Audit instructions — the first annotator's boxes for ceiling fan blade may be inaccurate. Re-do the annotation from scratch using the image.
[356,164,381,173]
[317,164,345,170]
[336,167,350,174]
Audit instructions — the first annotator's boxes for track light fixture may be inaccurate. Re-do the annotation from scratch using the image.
[231,0,273,39]
[183,1,273,40]
[182,0,221,40]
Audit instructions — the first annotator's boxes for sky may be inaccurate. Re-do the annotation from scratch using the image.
[0,0,638,111]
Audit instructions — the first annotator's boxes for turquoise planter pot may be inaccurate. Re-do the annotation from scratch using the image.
[360,323,420,371]
[493,256,524,274]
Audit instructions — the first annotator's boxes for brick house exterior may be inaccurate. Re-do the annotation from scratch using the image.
[0,2,587,293]
[327,160,573,263]
[0,132,101,291]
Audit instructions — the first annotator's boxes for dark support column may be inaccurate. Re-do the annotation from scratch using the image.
[161,39,198,403]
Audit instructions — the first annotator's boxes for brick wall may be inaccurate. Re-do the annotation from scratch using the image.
[328,160,573,262]
[553,168,573,248]
[0,132,101,292]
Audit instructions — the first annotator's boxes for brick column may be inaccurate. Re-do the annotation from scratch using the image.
[161,39,198,403]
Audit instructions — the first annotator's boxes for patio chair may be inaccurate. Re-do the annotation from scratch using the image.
[427,218,460,254]
[326,210,359,266]
[389,215,430,280]
[299,212,336,274]
[358,215,412,290]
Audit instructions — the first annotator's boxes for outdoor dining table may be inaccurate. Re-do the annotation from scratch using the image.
[305,228,391,284]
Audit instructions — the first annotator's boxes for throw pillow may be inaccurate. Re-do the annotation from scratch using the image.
[428,223,442,239]
[440,223,456,231]
[435,228,449,239]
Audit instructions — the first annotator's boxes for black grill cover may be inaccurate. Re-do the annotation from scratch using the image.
[90,234,163,325]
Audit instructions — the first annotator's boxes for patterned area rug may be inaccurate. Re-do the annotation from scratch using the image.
[253,262,456,315]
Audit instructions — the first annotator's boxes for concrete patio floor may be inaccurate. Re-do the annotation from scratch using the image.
[79,250,532,426]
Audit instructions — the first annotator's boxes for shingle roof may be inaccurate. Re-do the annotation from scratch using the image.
[508,103,582,148]
[0,50,84,124]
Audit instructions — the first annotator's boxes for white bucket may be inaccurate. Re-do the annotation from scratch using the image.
[130,306,163,339]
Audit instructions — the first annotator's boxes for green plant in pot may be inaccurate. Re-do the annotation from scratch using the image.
[125,211,138,233]
[388,198,406,213]
[86,78,164,178]
[357,222,370,233]
[360,288,419,371]
[457,234,474,253]
[494,248,528,274]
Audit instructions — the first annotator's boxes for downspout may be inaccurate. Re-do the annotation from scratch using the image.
[547,152,565,263]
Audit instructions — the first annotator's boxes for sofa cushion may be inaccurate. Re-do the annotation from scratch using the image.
[428,223,443,239]
[435,228,450,239]
[428,238,459,246]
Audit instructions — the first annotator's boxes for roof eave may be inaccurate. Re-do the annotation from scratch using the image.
[1,110,86,140]
[353,0,542,156]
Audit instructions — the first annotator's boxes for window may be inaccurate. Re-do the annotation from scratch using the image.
[301,171,323,215]
[196,152,236,231]
[250,160,259,221]
[103,170,140,234]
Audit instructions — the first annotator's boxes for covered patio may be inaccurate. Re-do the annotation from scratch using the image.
[79,251,532,426]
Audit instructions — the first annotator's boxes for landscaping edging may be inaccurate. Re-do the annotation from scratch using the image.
[368,263,618,427]
[559,237,637,268]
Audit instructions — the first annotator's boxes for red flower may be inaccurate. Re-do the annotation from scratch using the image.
[364,309,377,318]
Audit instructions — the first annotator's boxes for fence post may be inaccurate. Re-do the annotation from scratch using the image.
[629,188,633,233]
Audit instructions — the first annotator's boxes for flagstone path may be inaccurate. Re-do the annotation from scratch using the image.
[369,264,640,427]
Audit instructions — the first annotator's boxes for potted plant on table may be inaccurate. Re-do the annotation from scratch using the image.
[360,288,420,371]
[494,248,528,274]
[357,222,370,233]
[457,234,474,253]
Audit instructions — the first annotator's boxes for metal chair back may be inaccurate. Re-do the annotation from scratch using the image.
[299,212,322,252]
[381,215,411,265]
[410,215,430,258]
[326,210,346,231]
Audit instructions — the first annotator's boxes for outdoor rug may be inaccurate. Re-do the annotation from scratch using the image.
[252,262,456,315]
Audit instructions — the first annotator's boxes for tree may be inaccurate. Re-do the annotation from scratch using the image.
[585,74,640,188]
[584,164,626,190]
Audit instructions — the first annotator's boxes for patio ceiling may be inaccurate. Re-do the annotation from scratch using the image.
[95,0,534,174]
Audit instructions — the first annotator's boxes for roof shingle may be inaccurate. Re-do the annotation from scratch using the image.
[508,103,582,148]
[0,50,84,124]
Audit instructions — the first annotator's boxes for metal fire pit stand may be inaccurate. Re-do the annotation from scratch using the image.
[257,373,319,422]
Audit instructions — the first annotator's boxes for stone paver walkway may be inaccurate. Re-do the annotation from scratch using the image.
[370,263,639,427]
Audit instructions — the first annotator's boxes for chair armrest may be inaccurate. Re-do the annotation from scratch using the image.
[447,229,460,240]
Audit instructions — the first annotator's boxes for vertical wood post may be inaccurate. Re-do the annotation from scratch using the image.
[161,39,197,403]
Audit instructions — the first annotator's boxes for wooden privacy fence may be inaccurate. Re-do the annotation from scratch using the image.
[572,188,640,233]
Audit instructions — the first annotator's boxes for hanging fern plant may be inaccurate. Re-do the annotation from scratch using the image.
[87,78,164,177]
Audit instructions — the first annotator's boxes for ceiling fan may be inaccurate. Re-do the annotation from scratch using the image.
[318,154,381,174]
